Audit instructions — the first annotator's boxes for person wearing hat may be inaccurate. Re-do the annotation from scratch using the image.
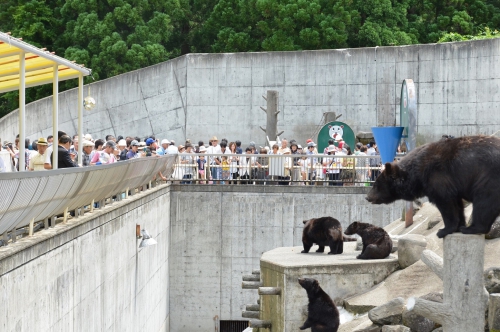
[180,143,195,184]
[278,139,288,154]
[323,144,342,186]
[166,139,178,154]
[79,140,95,166]
[305,141,318,184]
[207,136,221,183]
[157,139,170,156]
[126,140,140,159]
[28,137,48,171]
[289,141,301,184]
[91,140,117,165]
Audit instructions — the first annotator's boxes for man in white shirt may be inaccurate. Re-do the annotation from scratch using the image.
[206,136,221,184]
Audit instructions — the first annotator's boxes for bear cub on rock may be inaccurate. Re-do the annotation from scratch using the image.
[302,217,355,255]
[344,222,393,259]
[366,135,500,238]
[298,277,339,332]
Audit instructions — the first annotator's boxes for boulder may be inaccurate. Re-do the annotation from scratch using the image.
[368,297,405,325]
[484,267,500,294]
[356,237,363,251]
[397,234,427,269]
[381,326,410,332]
[431,328,443,332]
[354,324,382,332]
[486,217,500,239]
[402,293,442,332]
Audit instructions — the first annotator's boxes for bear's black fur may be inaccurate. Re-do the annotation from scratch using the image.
[344,222,393,259]
[298,277,339,332]
[366,135,500,238]
[301,217,355,255]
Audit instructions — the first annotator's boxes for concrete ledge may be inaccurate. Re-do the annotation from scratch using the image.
[170,184,371,194]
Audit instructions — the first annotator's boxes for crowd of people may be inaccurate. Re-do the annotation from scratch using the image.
[0,132,382,186]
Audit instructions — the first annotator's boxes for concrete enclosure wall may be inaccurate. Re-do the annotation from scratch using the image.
[0,185,171,332]
[1,39,499,146]
[0,184,402,332]
[168,185,403,331]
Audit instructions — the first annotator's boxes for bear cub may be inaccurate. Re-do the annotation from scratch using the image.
[344,222,392,259]
[298,277,339,332]
[302,217,355,255]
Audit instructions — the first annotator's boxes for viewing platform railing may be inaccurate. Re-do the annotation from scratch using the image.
[170,153,385,186]
[0,155,177,246]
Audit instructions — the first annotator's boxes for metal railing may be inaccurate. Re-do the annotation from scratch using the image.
[169,153,385,186]
[0,155,177,245]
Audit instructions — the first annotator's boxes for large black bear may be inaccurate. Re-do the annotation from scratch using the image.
[298,277,339,332]
[301,217,355,255]
[344,222,393,259]
[366,135,500,238]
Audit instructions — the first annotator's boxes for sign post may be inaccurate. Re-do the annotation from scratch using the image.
[400,79,417,227]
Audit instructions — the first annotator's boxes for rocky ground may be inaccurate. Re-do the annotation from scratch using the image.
[338,201,500,332]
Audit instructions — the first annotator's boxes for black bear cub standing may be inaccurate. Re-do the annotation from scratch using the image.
[344,222,392,259]
[302,217,354,255]
[298,277,339,332]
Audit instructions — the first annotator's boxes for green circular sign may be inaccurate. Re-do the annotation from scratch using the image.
[317,121,356,153]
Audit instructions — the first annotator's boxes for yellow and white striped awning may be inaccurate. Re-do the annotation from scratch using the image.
[0,31,91,93]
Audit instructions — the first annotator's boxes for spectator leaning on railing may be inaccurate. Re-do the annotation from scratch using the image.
[28,137,48,171]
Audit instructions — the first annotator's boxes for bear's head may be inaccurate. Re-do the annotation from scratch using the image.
[366,163,407,204]
[298,277,320,293]
[344,222,360,235]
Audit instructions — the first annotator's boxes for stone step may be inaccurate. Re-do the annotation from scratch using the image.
[242,274,260,282]
[246,304,260,311]
[252,269,261,275]
[242,310,260,319]
[242,281,263,289]
[249,320,271,328]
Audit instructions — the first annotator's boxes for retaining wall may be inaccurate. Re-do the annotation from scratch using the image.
[1,39,499,146]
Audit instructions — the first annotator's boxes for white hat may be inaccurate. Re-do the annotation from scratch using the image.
[117,139,126,146]
[297,144,303,149]
[82,140,94,147]
[327,145,337,152]
[161,139,170,145]
[139,141,146,147]
[84,134,93,141]
[307,142,316,147]
[199,146,207,152]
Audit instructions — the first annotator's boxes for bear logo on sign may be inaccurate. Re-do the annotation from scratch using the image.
[329,125,344,141]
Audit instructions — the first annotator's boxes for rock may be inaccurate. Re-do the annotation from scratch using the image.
[368,297,405,325]
[486,217,500,239]
[390,238,398,253]
[402,292,442,332]
[356,237,363,251]
[354,324,382,332]
[484,267,500,293]
[431,328,443,332]
[489,294,500,331]
[381,325,410,332]
[427,216,442,230]
[397,234,427,269]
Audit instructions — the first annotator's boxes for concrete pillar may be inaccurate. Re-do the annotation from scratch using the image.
[489,293,500,331]
[408,234,488,332]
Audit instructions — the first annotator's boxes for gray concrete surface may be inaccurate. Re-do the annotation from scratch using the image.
[2,39,500,146]
[168,185,403,331]
[258,243,399,331]
[0,183,404,332]
[0,184,171,332]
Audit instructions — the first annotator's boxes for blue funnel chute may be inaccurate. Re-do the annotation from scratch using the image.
[371,127,404,164]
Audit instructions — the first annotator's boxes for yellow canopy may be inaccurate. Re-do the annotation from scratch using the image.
[0,32,91,93]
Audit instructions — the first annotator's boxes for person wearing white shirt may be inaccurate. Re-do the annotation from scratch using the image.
[206,136,221,184]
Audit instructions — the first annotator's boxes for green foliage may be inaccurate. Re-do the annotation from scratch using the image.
[2,0,500,118]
